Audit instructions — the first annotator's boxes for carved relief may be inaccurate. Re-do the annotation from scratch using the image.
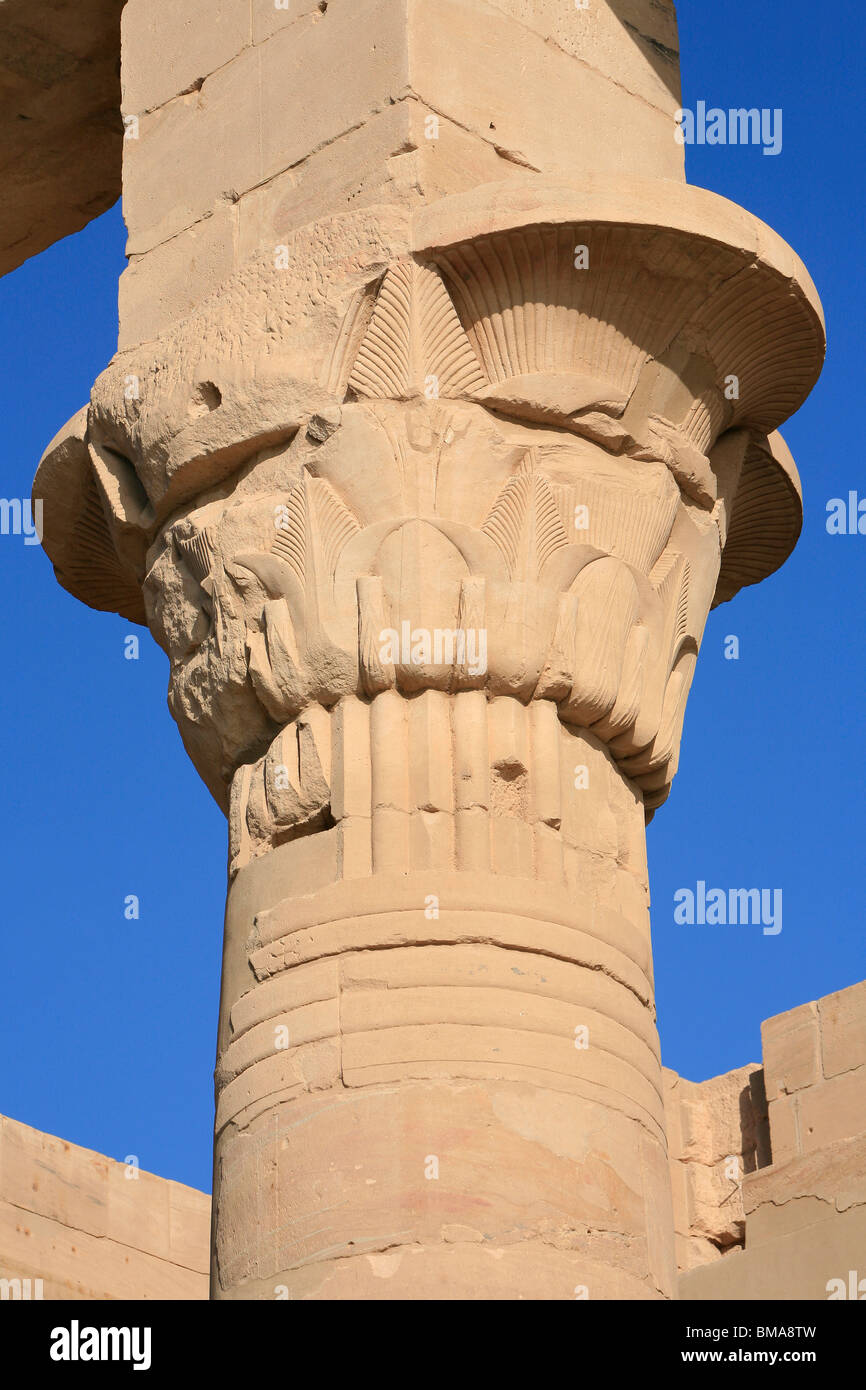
[34,184,824,824]
[148,254,718,832]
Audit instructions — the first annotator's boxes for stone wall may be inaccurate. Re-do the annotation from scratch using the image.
[762,978,866,1166]
[672,978,866,1301]
[664,1063,769,1271]
[0,1114,209,1300]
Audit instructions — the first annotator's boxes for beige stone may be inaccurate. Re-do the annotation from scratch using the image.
[489,0,680,111]
[122,2,409,256]
[407,0,682,182]
[681,1205,866,1302]
[664,1065,767,1270]
[759,984,866,1167]
[121,0,685,266]
[767,1093,802,1167]
[252,0,328,49]
[0,1114,209,1300]
[797,1067,866,1156]
[0,0,124,277]
[762,999,822,1099]
[820,979,866,1079]
[671,978,866,1299]
[743,1135,866,1247]
[113,0,690,341]
[121,0,253,116]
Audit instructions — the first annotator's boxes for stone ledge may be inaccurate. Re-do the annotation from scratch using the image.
[0,0,124,277]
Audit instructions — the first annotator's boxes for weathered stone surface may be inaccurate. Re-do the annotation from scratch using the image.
[0,1114,209,1300]
[761,982,866,1165]
[36,177,825,705]
[121,0,254,116]
[490,0,680,108]
[114,0,688,342]
[0,0,124,277]
[820,979,866,1080]
[762,999,821,1099]
[215,1080,673,1299]
[675,978,866,1300]
[744,1134,866,1247]
[664,1065,766,1271]
[680,1204,866,1302]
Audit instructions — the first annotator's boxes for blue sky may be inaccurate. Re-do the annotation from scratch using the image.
[0,1,862,1193]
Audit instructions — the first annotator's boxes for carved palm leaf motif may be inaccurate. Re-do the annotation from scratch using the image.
[481,449,570,583]
[348,258,487,401]
[227,241,717,813]
[174,526,216,587]
[219,221,793,837]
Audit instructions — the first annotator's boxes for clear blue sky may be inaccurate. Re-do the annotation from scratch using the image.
[0,2,862,1194]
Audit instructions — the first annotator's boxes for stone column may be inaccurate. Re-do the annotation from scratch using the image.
[33,2,824,1299]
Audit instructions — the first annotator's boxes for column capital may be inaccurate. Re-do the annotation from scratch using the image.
[35,175,823,812]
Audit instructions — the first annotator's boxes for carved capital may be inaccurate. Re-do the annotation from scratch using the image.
[35,178,823,813]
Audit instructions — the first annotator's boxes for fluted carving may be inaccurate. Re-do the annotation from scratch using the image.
[35,183,823,816]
